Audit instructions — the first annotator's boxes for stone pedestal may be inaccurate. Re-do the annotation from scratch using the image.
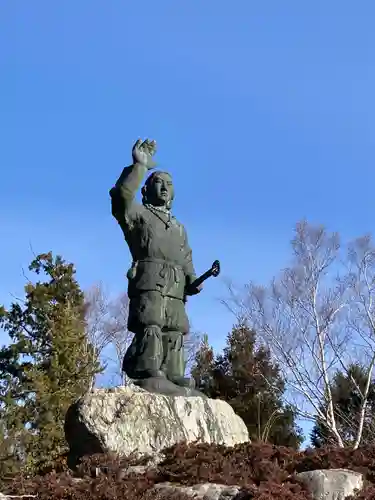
[298,469,363,500]
[65,385,249,463]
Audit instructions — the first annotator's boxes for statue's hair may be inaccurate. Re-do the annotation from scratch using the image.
[141,171,174,209]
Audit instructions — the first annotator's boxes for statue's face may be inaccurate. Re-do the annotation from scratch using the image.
[148,172,174,207]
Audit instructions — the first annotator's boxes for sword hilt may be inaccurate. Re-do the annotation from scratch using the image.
[186,260,221,294]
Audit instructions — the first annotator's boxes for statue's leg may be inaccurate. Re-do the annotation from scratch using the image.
[123,325,164,379]
[161,330,183,378]
[123,292,165,379]
[160,297,195,388]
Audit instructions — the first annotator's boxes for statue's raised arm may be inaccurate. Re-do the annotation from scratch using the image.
[109,139,157,232]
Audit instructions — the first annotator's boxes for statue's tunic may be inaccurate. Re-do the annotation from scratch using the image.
[110,163,197,335]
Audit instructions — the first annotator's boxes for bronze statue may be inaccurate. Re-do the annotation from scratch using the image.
[110,139,219,395]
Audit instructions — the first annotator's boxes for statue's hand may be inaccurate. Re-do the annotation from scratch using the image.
[132,138,157,170]
[185,282,203,296]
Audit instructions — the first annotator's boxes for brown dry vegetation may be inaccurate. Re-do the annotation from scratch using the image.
[4,442,375,499]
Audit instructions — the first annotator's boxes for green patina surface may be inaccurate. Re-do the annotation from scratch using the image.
[110,139,202,392]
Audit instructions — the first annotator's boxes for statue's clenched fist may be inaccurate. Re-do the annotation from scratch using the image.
[132,138,157,170]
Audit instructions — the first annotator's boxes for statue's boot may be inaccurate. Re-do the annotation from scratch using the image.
[168,375,196,388]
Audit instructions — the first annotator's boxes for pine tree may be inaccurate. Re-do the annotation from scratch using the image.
[192,323,303,448]
[191,333,215,394]
[311,364,375,447]
[0,252,103,473]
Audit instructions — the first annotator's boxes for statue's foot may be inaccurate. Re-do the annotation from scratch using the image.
[133,376,207,398]
[128,369,166,379]
[167,376,196,389]
[133,376,186,396]
[146,369,166,378]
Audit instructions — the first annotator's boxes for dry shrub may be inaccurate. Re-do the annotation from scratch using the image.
[76,452,148,478]
[6,442,375,499]
[346,485,375,500]
[158,442,295,487]
[6,470,184,500]
[36,452,70,476]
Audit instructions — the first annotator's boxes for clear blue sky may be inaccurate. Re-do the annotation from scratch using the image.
[1,2,374,361]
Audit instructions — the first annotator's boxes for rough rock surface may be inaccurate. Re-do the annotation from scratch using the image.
[0,495,36,499]
[153,482,242,500]
[297,468,363,500]
[65,385,249,461]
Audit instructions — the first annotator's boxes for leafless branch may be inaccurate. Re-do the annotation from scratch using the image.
[223,220,375,448]
[84,284,133,385]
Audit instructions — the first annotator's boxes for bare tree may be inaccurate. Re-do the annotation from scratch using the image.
[84,284,133,386]
[84,284,113,358]
[343,235,375,448]
[103,291,132,385]
[184,329,203,375]
[225,220,375,449]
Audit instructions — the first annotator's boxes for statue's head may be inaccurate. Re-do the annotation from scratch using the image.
[142,171,174,209]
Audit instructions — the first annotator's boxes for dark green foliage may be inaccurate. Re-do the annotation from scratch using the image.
[190,333,215,394]
[192,323,303,448]
[0,252,103,473]
[311,363,375,448]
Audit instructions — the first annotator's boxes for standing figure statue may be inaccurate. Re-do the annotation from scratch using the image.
[110,139,212,394]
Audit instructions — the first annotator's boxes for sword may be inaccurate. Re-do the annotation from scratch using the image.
[185,260,221,296]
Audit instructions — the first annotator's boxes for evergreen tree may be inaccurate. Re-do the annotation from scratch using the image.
[191,333,215,394]
[192,323,303,448]
[311,364,375,447]
[0,252,103,473]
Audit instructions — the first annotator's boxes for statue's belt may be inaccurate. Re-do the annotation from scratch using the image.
[127,259,184,283]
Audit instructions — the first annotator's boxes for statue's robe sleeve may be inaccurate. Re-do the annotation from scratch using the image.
[109,163,148,233]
